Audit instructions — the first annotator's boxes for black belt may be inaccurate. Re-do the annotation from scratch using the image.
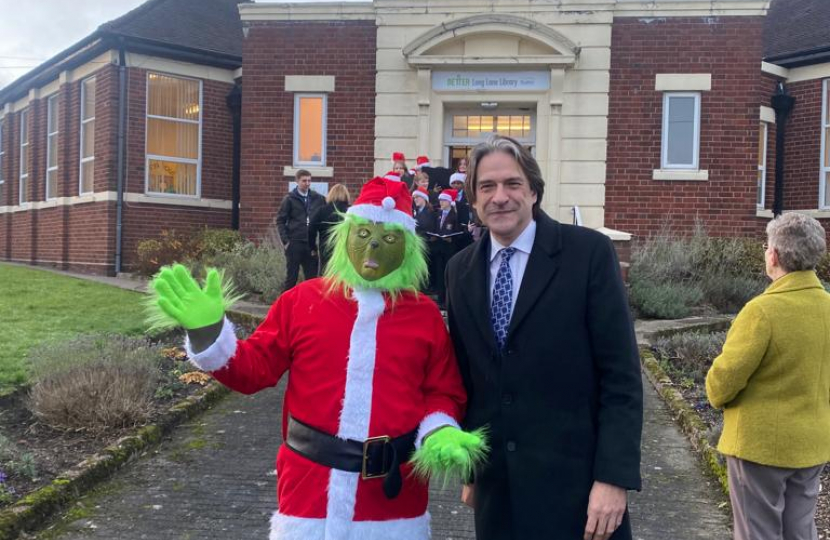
[285,415,417,499]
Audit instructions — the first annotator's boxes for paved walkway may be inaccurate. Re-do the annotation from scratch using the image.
[13,264,732,539]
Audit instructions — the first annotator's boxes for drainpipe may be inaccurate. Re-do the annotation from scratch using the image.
[114,41,127,273]
[226,82,242,230]
[771,82,795,217]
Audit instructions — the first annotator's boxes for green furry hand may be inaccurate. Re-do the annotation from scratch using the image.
[410,426,488,485]
[148,264,227,330]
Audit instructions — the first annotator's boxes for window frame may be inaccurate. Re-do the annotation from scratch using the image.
[757,122,768,209]
[821,79,830,209]
[0,118,5,204]
[661,92,701,171]
[292,93,327,168]
[144,71,203,199]
[79,76,96,195]
[45,93,59,200]
[19,108,29,205]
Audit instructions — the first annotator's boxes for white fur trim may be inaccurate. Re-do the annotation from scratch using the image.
[449,172,466,183]
[414,412,460,450]
[184,317,237,372]
[412,190,429,202]
[384,173,402,182]
[269,511,431,540]
[324,288,386,539]
[438,193,453,203]
[347,204,416,231]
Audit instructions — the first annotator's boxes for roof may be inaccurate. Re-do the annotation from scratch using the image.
[764,0,830,66]
[0,0,247,104]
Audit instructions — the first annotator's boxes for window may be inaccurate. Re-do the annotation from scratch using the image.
[758,122,768,209]
[452,114,532,140]
[146,72,201,196]
[80,77,96,194]
[822,80,830,208]
[0,119,5,204]
[19,108,29,204]
[293,94,326,167]
[46,94,59,199]
[661,93,701,170]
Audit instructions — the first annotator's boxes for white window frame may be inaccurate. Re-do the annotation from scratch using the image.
[0,118,5,204]
[19,108,29,205]
[293,93,327,168]
[144,72,203,198]
[821,79,830,209]
[758,122,768,209]
[661,92,701,170]
[45,93,59,200]
[79,77,96,195]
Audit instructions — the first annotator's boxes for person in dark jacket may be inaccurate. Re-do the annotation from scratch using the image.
[309,183,351,274]
[276,169,325,290]
[450,172,472,251]
[446,135,642,540]
[431,189,459,308]
[412,186,436,293]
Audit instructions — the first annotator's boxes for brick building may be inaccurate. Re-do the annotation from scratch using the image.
[5,0,829,274]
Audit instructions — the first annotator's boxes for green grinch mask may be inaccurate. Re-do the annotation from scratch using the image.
[347,222,406,280]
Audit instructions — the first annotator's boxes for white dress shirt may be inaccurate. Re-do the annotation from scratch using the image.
[488,220,537,314]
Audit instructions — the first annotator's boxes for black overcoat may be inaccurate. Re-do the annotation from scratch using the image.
[445,212,643,540]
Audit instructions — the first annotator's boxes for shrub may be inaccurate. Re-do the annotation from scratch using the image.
[700,273,765,314]
[195,228,244,261]
[211,241,287,303]
[27,335,161,433]
[653,330,726,383]
[136,230,199,277]
[629,281,703,320]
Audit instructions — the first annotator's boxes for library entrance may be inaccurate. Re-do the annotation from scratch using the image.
[444,108,536,170]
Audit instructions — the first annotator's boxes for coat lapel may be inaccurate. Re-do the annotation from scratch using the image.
[459,234,498,352]
[507,213,561,338]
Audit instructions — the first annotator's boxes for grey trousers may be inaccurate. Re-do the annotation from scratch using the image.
[727,456,824,540]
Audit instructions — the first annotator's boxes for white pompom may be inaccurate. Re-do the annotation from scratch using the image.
[382,196,396,210]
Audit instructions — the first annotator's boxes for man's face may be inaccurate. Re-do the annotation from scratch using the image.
[473,151,537,244]
[347,222,406,281]
[297,175,312,192]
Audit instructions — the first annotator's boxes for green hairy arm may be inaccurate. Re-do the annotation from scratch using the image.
[410,426,489,486]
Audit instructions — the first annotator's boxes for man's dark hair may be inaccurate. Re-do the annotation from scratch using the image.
[295,169,312,180]
[465,135,545,217]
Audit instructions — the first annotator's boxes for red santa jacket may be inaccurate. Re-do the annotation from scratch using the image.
[186,278,467,540]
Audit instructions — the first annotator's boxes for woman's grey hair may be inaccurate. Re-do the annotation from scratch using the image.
[465,135,545,217]
[766,213,827,272]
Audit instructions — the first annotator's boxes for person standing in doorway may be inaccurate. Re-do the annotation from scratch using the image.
[277,169,325,290]
[446,135,642,540]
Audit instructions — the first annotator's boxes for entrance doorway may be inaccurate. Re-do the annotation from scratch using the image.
[444,108,536,170]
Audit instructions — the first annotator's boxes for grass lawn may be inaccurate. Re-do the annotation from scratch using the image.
[0,263,148,394]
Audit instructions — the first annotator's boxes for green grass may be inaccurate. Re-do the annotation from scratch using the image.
[0,263,147,394]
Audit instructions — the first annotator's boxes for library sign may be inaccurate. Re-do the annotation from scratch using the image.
[432,71,550,92]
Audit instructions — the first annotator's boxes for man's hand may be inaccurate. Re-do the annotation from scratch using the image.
[583,481,627,540]
[310,249,317,257]
[461,484,475,508]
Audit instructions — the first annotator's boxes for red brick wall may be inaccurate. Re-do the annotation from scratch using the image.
[782,79,823,210]
[239,21,376,239]
[606,16,768,239]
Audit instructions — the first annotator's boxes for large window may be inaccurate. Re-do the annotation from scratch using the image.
[661,93,701,170]
[0,119,5,204]
[19,108,29,204]
[293,94,326,167]
[80,77,96,194]
[46,94,59,199]
[758,122,768,209]
[822,80,830,208]
[146,72,201,196]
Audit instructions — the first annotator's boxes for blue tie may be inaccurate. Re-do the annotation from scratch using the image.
[491,247,516,351]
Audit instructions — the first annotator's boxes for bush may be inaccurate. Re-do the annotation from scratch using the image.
[27,335,161,433]
[211,241,287,303]
[136,230,199,277]
[629,281,703,320]
[654,330,726,383]
[194,228,244,261]
[699,273,766,314]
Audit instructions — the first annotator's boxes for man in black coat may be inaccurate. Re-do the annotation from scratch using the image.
[276,169,325,290]
[445,135,642,540]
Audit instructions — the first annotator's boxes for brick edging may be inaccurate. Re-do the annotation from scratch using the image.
[0,382,231,540]
[640,350,729,495]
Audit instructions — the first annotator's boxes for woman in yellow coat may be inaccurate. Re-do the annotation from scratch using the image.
[706,212,830,540]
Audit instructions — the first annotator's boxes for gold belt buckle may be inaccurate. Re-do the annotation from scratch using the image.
[361,435,391,480]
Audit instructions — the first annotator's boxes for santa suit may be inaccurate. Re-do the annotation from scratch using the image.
[186,277,466,540]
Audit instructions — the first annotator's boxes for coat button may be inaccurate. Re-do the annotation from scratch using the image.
[502,393,513,405]
[506,441,517,452]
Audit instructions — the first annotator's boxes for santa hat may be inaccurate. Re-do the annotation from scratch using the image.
[347,177,415,231]
[412,187,430,202]
[384,170,402,182]
[415,156,431,169]
[438,188,458,206]
[449,172,466,184]
[392,152,406,163]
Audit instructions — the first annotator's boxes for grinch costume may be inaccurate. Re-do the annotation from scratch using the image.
[148,178,486,540]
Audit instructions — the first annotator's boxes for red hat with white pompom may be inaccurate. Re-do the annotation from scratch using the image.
[392,152,406,162]
[438,188,458,206]
[384,170,402,182]
[347,177,416,231]
[412,187,430,202]
[415,156,431,169]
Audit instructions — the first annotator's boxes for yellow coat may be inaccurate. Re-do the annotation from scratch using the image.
[706,270,830,468]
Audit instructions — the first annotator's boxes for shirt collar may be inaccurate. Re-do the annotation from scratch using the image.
[489,220,536,262]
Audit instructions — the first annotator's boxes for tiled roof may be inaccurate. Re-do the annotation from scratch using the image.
[764,0,830,64]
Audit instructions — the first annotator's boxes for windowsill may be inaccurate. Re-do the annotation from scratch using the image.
[130,193,232,209]
[756,208,774,218]
[652,169,709,181]
[283,166,334,178]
